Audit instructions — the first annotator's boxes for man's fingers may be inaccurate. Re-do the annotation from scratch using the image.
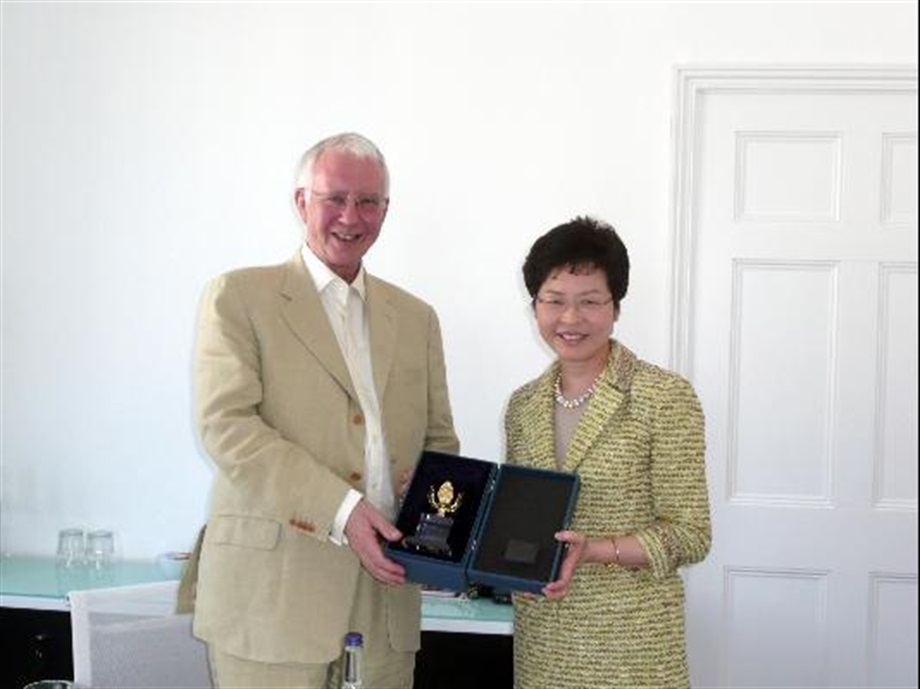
[345,499,407,585]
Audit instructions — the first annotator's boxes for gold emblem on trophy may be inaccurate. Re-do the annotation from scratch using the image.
[430,480,462,516]
[403,480,464,557]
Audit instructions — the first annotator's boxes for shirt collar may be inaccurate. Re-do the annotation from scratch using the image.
[301,243,367,302]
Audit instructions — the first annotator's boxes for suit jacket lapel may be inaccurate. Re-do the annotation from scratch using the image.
[365,276,396,401]
[517,368,558,471]
[562,383,625,473]
[278,252,357,400]
[562,341,637,473]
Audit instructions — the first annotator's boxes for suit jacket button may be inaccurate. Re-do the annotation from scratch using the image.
[349,471,362,482]
[352,413,364,425]
[288,518,316,533]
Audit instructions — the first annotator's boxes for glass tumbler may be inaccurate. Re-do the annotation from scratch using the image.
[85,529,116,569]
[56,528,85,568]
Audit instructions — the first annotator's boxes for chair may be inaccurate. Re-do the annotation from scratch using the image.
[68,580,212,688]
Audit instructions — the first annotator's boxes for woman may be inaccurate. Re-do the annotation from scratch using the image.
[505,216,711,689]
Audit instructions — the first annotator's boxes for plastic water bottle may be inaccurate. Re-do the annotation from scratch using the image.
[341,631,364,689]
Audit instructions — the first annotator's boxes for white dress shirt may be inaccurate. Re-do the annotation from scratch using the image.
[301,245,396,544]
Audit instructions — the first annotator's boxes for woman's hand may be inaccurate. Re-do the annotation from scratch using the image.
[542,530,589,600]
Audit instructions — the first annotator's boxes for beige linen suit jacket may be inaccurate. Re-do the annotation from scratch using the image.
[190,251,459,664]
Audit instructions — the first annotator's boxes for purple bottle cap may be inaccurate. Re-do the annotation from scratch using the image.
[345,632,363,647]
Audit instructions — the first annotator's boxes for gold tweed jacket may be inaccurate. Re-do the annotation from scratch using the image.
[504,339,711,689]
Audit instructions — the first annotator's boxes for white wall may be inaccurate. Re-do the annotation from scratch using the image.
[2,1,916,559]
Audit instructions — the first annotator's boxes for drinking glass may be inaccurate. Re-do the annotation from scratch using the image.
[85,529,115,569]
[56,528,85,568]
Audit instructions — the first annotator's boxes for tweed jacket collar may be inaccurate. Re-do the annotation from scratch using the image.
[517,339,639,473]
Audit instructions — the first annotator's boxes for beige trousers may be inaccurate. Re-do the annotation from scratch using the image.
[207,570,416,689]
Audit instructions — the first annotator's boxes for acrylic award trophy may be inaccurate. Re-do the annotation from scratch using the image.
[402,480,463,557]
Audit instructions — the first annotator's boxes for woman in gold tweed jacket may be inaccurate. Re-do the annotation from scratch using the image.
[505,216,711,689]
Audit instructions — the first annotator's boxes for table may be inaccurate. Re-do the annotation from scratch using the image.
[419,591,513,634]
[416,593,514,688]
[0,554,176,611]
[1,554,179,689]
[0,554,512,630]
[1,554,513,688]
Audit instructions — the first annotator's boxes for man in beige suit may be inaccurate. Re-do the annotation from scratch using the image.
[190,132,459,688]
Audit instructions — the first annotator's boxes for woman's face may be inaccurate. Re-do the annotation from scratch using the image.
[534,266,618,367]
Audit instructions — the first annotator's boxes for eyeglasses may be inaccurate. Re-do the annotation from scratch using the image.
[309,190,388,218]
[535,295,614,315]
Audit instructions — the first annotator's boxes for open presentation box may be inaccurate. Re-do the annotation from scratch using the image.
[386,450,580,594]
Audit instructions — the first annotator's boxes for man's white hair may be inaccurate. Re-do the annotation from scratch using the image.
[294,132,389,195]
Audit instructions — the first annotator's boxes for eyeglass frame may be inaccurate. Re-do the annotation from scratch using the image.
[307,189,389,218]
[533,294,616,315]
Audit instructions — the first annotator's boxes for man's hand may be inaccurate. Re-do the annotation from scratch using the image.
[344,498,407,586]
[398,468,414,499]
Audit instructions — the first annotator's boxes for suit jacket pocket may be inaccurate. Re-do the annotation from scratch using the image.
[209,514,281,550]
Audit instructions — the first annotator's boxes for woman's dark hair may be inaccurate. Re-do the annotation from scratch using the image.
[522,216,630,307]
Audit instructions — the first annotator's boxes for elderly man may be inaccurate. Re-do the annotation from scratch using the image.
[189,132,459,688]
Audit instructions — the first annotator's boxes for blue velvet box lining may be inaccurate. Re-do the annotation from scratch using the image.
[391,451,494,564]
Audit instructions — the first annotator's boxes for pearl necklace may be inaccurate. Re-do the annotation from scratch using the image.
[554,372,603,409]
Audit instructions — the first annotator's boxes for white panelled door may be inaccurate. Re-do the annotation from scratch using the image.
[672,68,918,689]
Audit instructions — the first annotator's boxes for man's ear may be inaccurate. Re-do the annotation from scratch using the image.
[294,188,309,223]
